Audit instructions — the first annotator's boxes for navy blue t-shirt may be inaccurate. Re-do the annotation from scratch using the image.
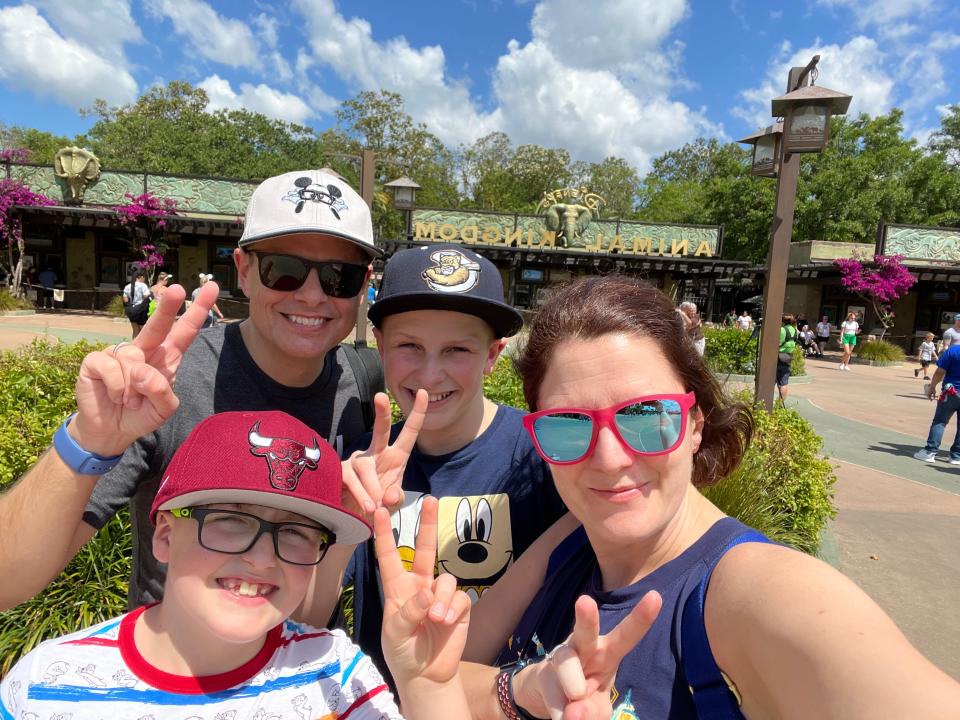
[498,517,760,720]
[342,404,567,683]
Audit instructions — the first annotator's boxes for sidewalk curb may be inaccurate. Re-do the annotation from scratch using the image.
[717,372,813,384]
[816,528,840,568]
[0,309,36,316]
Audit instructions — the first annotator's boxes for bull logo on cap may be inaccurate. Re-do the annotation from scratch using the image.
[422,250,481,294]
[248,422,321,491]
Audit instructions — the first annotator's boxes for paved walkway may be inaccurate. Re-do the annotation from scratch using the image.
[788,356,960,678]
[3,314,959,677]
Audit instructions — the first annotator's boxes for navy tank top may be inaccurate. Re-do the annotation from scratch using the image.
[497,517,771,719]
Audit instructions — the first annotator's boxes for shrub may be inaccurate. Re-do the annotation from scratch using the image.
[857,339,905,362]
[0,288,33,311]
[703,393,836,554]
[105,294,127,318]
[704,327,805,377]
[0,339,132,675]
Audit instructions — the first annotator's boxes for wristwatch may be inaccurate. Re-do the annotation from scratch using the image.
[53,414,123,475]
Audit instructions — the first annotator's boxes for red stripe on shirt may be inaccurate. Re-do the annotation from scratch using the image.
[340,684,389,719]
[64,636,119,647]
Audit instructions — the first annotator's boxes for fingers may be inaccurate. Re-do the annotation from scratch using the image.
[373,507,406,592]
[342,453,380,515]
[392,389,428,456]
[369,393,393,455]
[163,281,221,356]
[603,590,662,664]
[411,496,438,579]
[549,644,586,702]
[131,284,185,352]
[537,666,569,720]
[570,595,601,659]
[428,572,459,624]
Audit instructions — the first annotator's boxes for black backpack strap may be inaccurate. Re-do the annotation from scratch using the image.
[339,342,385,432]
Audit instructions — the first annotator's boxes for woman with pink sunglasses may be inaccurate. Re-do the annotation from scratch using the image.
[461,276,958,719]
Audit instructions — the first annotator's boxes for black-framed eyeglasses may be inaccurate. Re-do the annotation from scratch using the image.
[169,507,334,566]
[246,251,367,297]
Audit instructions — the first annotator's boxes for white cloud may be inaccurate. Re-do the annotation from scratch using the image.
[32,0,142,66]
[816,0,935,31]
[733,37,893,128]
[146,0,260,69]
[0,4,138,108]
[199,74,313,125]
[293,0,710,171]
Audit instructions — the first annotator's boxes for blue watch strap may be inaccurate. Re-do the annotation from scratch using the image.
[53,414,123,475]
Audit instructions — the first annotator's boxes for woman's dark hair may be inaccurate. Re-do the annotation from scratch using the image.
[516,275,753,487]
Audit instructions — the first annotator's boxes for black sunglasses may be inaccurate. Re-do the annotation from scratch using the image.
[247,251,367,298]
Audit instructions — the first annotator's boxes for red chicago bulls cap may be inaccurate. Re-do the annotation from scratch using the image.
[150,411,371,544]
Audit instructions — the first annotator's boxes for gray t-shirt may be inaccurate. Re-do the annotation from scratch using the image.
[943,326,960,348]
[84,322,370,607]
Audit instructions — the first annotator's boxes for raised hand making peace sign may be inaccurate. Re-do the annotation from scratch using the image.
[67,280,221,458]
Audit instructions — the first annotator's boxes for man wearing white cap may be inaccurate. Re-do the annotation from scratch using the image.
[0,170,383,613]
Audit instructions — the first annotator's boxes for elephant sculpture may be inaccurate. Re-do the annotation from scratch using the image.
[54,146,101,203]
[544,203,592,248]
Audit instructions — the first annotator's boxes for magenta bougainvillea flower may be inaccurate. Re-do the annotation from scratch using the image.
[834,253,916,334]
[113,192,178,279]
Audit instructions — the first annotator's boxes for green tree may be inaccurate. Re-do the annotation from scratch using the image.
[0,125,73,164]
[459,132,518,210]
[928,103,960,167]
[570,156,640,218]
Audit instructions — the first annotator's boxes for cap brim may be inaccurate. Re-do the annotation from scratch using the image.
[155,489,371,545]
[239,228,382,259]
[369,293,523,338]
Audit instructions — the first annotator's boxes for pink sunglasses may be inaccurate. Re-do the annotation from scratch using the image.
[522,392,697,465]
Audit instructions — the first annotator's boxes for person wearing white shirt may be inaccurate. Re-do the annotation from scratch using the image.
[915,332,938,380]
[816,316,832,354]
[736,310,754,332]
[839,312,860,370]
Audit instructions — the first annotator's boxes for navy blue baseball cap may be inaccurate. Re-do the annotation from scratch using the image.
[369,244,523,338]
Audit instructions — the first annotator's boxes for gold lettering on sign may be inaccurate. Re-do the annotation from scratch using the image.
[540,230,556,249]
[482,227,501,244]
[608,234,624,254]
[694,240,713,257]
[633,237,653,254]
[439,224,458,241]
[414,222,436,239]
[671,239,688,256]
[460,225,477,243]
[506,228,523,247]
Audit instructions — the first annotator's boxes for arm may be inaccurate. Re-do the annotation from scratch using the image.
[0,282,220,611]
[463,512,581,663]
[927,367,946,399]
[706,543,960,720]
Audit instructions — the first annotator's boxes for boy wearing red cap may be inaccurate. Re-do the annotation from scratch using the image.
[0,410,473,719]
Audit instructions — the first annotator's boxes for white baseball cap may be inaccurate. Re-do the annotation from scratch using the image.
[239,169,381,259]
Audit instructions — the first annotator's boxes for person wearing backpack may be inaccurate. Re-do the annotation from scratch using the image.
[776,314,798,404]
[0,169,388,615]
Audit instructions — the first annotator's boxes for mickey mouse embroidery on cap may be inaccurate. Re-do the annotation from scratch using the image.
[283,177,348,218]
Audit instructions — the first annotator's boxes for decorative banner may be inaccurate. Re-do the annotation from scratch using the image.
[412,209,720,258]
[881,224,960,262]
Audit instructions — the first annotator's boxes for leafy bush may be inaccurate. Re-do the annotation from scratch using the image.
[0,288,33,311]
[704,327,805,377]
[857,339,905,362]
[703,394,836,554]
[105,294,127,318]
[0,339,132,675]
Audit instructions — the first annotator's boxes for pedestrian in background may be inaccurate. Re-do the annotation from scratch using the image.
[839,311,860,371]
[37,265,57,310]
[777,314,799,403]
[942,314,960,350]
[192,273,224,328]
[679,301,705,355]
[913,342,960,465]
[737,309,754,332]
[122,270,152,338]
[723,308,738,327]
[148,272,174,318]
[816,315,832,354]
[916,332,938,380]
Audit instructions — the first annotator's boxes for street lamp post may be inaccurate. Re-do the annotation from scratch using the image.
[738,55,851,410]
[384,176,421,240]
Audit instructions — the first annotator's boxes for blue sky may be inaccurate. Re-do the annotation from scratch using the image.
[1,0,958,173]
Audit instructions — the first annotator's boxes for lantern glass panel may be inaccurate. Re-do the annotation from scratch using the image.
[783,103,829,153]
[752,134,779,177]
[393,186,415,209]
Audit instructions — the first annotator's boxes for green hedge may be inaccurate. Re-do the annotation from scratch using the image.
[857,339,905,362]
[0,340,132,676]
[0,288,33,311]
[704,326,805,377]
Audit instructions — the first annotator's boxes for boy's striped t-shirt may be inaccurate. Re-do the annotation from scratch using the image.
[1,606,400,720]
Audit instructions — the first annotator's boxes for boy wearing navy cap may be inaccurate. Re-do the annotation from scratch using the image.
[338,244,569,682]
[1,409,474,719]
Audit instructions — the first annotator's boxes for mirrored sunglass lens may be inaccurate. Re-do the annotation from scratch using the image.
[615,399,683,452]
[322,263,366,298]
[533,413,593,462]
[261,255,308,291]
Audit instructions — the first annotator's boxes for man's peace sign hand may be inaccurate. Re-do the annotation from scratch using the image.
[341,389,427,518]
[375,496,471,687]
[69,281,221,459]
[514,591,662,720]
